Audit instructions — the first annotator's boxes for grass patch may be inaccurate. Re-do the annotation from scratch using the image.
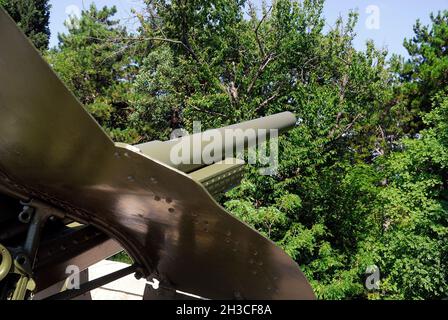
[108,250,133,264]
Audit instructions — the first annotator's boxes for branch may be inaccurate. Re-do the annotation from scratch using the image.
[86,35,200,63]
[333,113,363,140]
[255,90,280,113]
[327,111,343,138]
[190,106,228,118]
[254,5,273,56]
[247,53,275,94]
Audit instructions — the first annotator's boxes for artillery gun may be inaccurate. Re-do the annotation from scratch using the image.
[0,8,315,300]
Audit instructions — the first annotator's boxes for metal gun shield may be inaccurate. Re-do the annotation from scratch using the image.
[0,9,314,299]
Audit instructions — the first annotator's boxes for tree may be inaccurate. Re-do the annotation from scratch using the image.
[393,11,448,134]
[1,0,51,51]
[130,0,401,299]
[368,93,448,299]
[130,0,252,140]
[34,0,448,300]
[46,4,139,143]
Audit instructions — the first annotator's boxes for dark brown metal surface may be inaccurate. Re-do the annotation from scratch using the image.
[0,9,314,299]
[34,226,122,291]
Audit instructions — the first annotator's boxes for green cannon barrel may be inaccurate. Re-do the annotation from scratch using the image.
[136,111,297,173]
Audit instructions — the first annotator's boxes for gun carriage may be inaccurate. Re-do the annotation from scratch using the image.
[0,8,315,300]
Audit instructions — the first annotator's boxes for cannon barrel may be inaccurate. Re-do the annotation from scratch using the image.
[136,111,297,173]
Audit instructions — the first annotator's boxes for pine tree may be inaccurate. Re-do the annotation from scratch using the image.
[1,0,51,51]
[46,4,139,143]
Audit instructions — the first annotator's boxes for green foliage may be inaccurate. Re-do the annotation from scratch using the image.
[108,251,133,264]
[41,0,448,300]
[45,4,139,143]
[393,10,448,133]
[131,45,188,140]
[372,96,448,299]
[2,0,51,51]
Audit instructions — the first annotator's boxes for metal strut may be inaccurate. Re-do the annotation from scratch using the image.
[44,264,139,300]
[9,200,64,299]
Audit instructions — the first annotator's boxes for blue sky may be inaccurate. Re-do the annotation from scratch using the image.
[49,0,448,57]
